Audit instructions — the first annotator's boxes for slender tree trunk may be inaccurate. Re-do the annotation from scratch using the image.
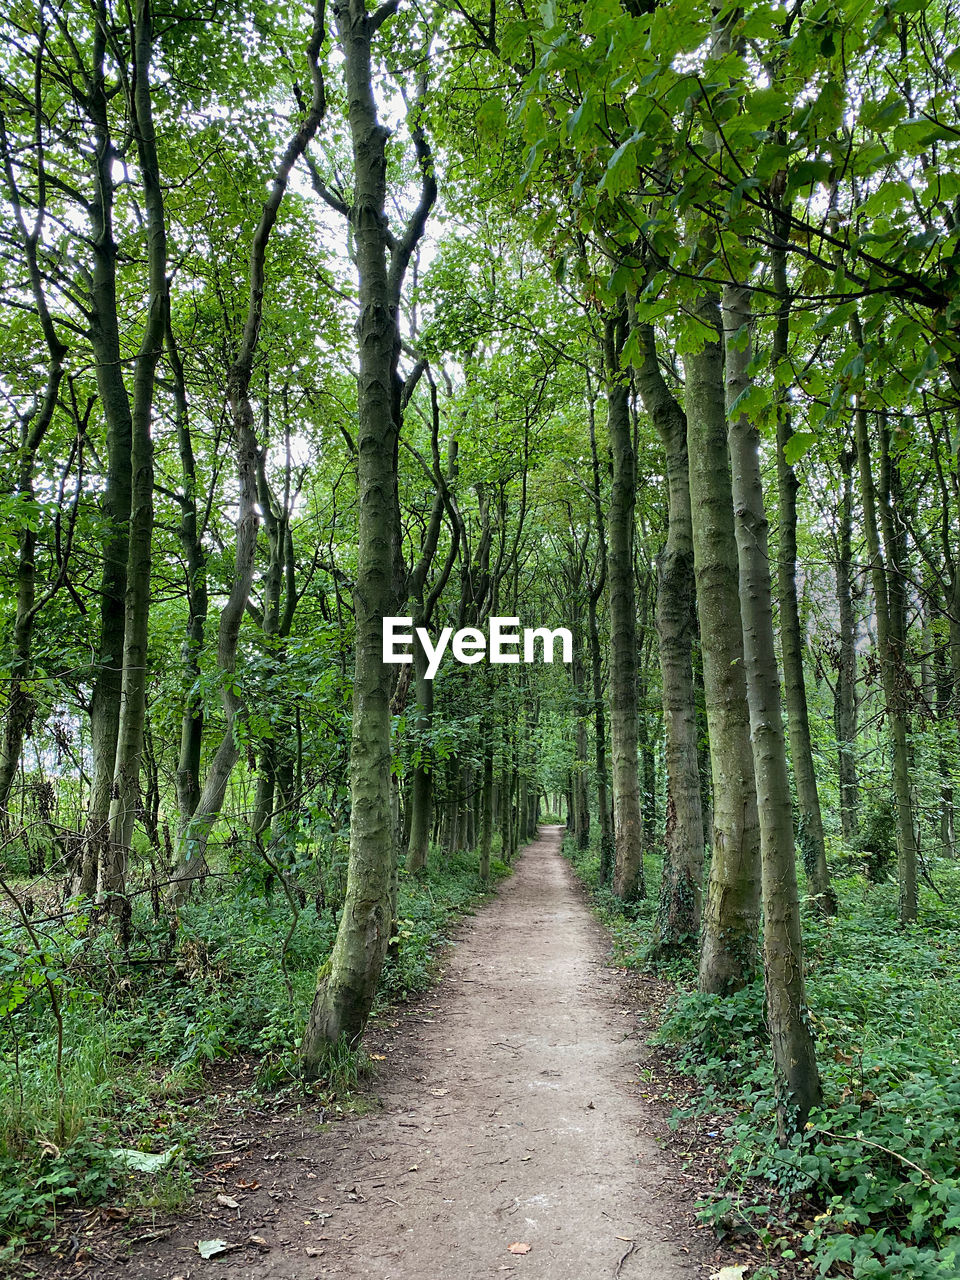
[587,588,614,883]
[0,143,68,817]
[637,668,656,849]
[83,12,132,897]
[772,213,835,915]
[166,313,207,829]
[686,297,761,993]
[877,409,918,919]
[479,732,494,883]
[406,641,434,872]
[604,312,644,900]
[586,391,615,883]
[852,363,918,923]
[633,326,703,956]
[571,636,591,849]
[725,281,821,1136]
[934,634,956,858]
[103,0,167,907]
[835,448,860,847]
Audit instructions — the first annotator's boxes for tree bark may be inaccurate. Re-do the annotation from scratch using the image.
[166,312,208,830]
[632,326,704,957]
[302,0,436,1064]
[875,407,918,921]
[851,333,917,923]
[83,5,132,898]
[479,730,494,883]
[685,296,761,993]
[772,213,835,915]
[604,311,645,901]
[103,0,168,907]
[835,447,860,848]
[0,120,69,818]
[586,389,615,882]
[725,281,821,1136]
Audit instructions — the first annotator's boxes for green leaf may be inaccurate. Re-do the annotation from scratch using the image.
[783,431,816,464]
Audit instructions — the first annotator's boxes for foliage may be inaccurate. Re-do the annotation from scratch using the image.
[567,830,960,1279]
[0,845,505,1250]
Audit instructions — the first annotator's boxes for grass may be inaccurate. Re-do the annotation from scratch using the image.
[564,827,960,1280]
[0,843,509,1256]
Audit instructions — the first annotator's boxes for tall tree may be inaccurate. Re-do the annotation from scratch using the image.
[603,309,645,902]
[302,0,436,1063]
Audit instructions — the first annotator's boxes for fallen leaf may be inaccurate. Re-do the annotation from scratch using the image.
[710,1268,748,1280]
[371,1053,387,1061]
[196,1238,237,1259]
[216,1193,240,1210]
[236,1178,259,1190]
[246,1235,269,1250]
[305,1246,322,1257]
[508,1242,532,1255]
[38,1139,61,1160]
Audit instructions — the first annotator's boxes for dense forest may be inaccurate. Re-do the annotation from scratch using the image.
[2,0,960,1274]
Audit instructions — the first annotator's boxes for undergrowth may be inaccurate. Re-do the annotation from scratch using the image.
[0,845,507,1256]
[565,827,960,1280]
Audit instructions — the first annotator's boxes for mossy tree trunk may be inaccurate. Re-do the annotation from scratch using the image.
[302,0,436,1066]
[604,310,645,901]
[586,388,615,882]
[725,281,822,1137]
[851,320,917,924]
[633,325,703,958]
[685,296,761,994]
[834,446,860,848]
[104,0,168,908]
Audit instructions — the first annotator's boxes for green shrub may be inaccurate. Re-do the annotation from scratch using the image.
[0,841,507,1252]
[563,829,960,1278]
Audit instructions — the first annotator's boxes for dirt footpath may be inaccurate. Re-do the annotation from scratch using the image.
[63,827,706,1280]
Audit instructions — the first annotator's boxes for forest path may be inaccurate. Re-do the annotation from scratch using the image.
[83,828,704,1280]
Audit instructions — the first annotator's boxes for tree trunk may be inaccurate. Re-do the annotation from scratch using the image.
[0,159,68,818]
[835,447,860,847]
[103,0,167,908]
[302,0,435,1065]
[876,408,918,921]
[852,356,918,923]
[934,635,956,858]
[633,326,703,957]
[406,641,434,872]
[604,312,644,900]
[685,296,761,993]
[479,732,494,883]
[586,390,615,883]
[772,214,835,915]
[725,281,821,1136]
[166,311,207,830]
[83,13,132,898]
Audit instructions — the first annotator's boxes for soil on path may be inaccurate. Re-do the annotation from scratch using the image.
[57,828,707,1280]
